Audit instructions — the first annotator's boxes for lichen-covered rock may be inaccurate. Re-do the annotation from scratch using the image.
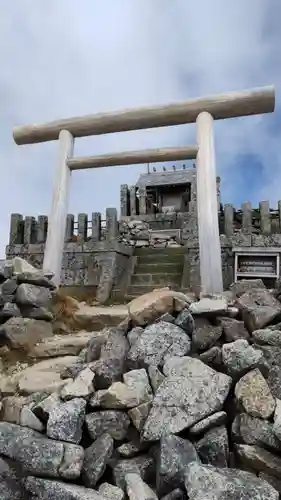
[174,308,194,335]
[235,444,281,480]
[253,329,281,346]
[100,382,143,409]
[142,357,232,440]
[16,283,52,308]
[195,426,229,467]
[112,455,155,490]
[125,473,158,500]
[189,411,227,437]
[60,367,95,400]
[222,339,268,377]
[156,434,199,496]
[85,410,130,440]
[235,369,275,419]
[123,368,153,403]
[127,321,191,369]
[268,365,281,399]
[237,289,281,332]
[0,456,25,500]
[99,482,125,500]
[192,324,222,351]
[128,401,152,431]
[185,461,279,499]
[47,397,86,444]
[0,316,53,351]
[24,476,104,499]
[220,317,250,342]
[82,433,114,488]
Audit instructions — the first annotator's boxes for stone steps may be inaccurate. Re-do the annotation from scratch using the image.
[131,273,182,286]
[136,262,183,274]
[127,283,182,298]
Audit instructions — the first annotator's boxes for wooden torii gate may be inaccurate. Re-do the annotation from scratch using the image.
[13,85,275,293]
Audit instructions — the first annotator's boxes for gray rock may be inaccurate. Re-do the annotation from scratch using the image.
[235,369,275,419]
[101,328,129,360]
[268,365,281,399]
[93,357,126,389]
[24,476,104,499]
[195,426,229,467]
[259,474,281,496]
[160,489,185,500]
[192,324,222,351]
[99,482,125,500]
[113,455,154,490]
[220,317,250,342]
[20,405,44,432]
[189,411,227,437]
[47,397,86,444]
[125,473,158,500]
[0,316,53,350]
[123,368,153,403]
[159,312,175,324]
[17,271,56,289]
[148,365,165,393]
[230,279,266,297]
[0,456,24,500]
[185,461,279,499]
[235,444,281,480]
[82,433,114,488]
[232,413,281,452]
[222,339,268,377]
[253,329,281,346]
[156,435,199,497]
[273,399,281,441]
[59,442,84,479]
[85,410,130,440]
[61,358,86,379]
[142,357,231,440]
[127,321,191,369]
[236,289,281,332]
[128,401,152,431]
[254,345,281,367]
[174,308,194,335]
[0,302,21,319]
[128,327,144,346]
[100,382,144,409]
[189,296,228,315]
[32,392,61,422]
[0,422,83,479]
[198,346,222,369]
[60,367,95,400]
[16,283,51,308]
[86,332,108,362]
[20,305,53,321]
[1,278,17,301]
[88,389,108,409]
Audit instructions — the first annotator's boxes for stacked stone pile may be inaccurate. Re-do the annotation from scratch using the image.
[119,220,182,248]
[2,280,281,497]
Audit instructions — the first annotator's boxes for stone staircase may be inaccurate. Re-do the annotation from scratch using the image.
[126,247,186,299]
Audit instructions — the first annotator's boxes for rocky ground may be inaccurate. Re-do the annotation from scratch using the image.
[1,261,281,498]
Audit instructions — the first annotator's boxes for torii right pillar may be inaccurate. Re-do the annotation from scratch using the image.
[196,111,223,294]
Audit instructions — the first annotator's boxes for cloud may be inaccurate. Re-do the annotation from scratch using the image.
[0,0,280,256]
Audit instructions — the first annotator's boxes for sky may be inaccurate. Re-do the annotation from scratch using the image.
[0,0,281,257]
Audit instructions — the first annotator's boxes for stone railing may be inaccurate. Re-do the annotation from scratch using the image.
[220,201,281,236]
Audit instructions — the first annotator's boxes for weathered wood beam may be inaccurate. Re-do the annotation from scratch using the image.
[67,146,198,170]
[13,85,275,145]
[196,111,223,294]
[43,130,74,286]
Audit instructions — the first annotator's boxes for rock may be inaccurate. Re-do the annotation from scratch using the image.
[0,317,53,350]
[189,411,227,437]
[93,357,126,389]
[99,482,125,500]
[142,357,231,440]
[0,456,25,500]
[222,339,268,377]
[236,289,281,332]
[235,369,275,419]
[101,328,129,360]
[125,473,158,500]
[58,441,84,479]
[123,368,153,403]
[220,317,250,342]
[255,345,281,367]
[156,434,199,496]
[148,365,165,393]
[158,312,175,324]
[195,426,229,467]
[32,392,61,422]
[128,401,152,431]
[253,329,281,346]
[88,390,108,409]
[17,356,78,393]
[113,455,154,490]
[189,296,228,315]
[16,283,51,307]
[0,422,83,479]
[100,382,143,409]
[11,256,45,276]
[198,346,222,369]
[60,367,95,400]
[24,476,104,499]
[82,433,114,487]
[174,308,194,335]
[259,474,281,496]
[0,395,30,423]
[85,410,130,440]
[127,289,194,326]
[127,321,191,369]
[117,441,145,458]
[268,365,281,399]
[232,413,281,452]
[160,489,185,500]
[0,302,21,319]
[230,279,266,297]
[60,358,85,379]
[17,270,56,289]
[20,304,53,320]
[20,405,44,432]
[1,278,17,301]
[192,324,222,351]
[47,397,86,444]
[235,444,281,480]
[29,331,93,358]
[86,331,108,362]
[273,399,281,441]
[128,326,144,346]
[185,461,279,499]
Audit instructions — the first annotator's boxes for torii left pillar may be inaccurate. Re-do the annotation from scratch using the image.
[196,111,223,294]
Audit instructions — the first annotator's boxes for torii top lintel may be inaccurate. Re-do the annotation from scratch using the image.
[13,85,275,145]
